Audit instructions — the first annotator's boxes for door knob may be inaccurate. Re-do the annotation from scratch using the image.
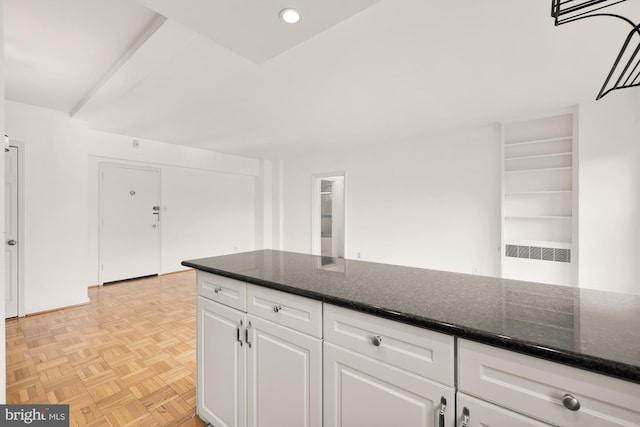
[7,240,16,246]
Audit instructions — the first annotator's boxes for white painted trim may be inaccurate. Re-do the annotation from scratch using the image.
[571,106,579,286]
[499,106,577,127]
[8,141,26,317]
[98,162,162,285]
[499,125,505,279]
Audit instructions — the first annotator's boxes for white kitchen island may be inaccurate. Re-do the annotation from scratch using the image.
[183,250,640,427]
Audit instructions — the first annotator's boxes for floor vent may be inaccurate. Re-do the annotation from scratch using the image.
[505,245,571,263]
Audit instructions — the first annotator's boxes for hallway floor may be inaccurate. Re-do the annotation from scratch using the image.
[6,270,206,426]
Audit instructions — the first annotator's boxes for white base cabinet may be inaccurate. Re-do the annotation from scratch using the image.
[458,339,640,427]
[196,272,640,427]
[196,272,322,427]
[323,304,455,427]
[197,296,246,427]
[324,342,454,427]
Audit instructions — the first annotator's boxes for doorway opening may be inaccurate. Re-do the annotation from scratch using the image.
[311,173,345,259]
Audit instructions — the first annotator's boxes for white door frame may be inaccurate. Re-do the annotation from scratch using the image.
[311,172,346,257]
[98,162,161,285]
[6,141,26,317]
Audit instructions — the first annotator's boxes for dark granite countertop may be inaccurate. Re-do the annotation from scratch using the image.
[182,250,640,384]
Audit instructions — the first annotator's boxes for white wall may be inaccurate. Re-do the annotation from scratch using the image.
[87,130,260,284]
[5,101,90,314]
[578,91,640,295]
[3,102,263,312]
[282,125,502,276]
[280,93,640,296]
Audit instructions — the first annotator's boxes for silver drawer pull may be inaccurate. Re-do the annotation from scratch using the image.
[438,397,446,427]
[562,393,581,411]
[237,320,244,347]
[371,335,383,346]
[245,321,252,348]
[273,304,282,313]
[214,286,222,294]
[461,407,470,427]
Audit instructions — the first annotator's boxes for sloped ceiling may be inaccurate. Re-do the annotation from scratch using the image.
[5,0,640,159]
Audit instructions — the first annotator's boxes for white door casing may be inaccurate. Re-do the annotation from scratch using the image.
[99,164,160,284]
[312,173,345,258]
[5,146,18,318]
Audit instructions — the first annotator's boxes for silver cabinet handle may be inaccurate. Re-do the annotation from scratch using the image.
[461,407,470,427]
[371,335,383,346]
[237,320,244,346]
[245,321,252,348]
[562,393,581,411]
[214,286,222,294]
[438,396,446,427]
[273,304,282,313]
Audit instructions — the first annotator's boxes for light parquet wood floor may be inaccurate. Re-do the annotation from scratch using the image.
[6,270,206,427]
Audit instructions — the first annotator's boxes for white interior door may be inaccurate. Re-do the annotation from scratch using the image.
[5,146,19,318]
[100,164,160,284]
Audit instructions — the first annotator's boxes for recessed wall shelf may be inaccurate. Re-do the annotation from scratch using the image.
[505,190,572,195]
[505,152,572,161]
[506,215,572,220]
[504,136,573,146]
[501,112,578,286]
[504,166,572,174]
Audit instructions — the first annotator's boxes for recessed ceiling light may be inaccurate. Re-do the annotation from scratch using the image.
[280,8,301,24]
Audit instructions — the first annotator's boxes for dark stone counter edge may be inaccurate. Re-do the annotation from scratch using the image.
[182,261,640,385]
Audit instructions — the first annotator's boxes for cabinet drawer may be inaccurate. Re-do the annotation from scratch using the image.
[457,392,552,426]
[458,339,640,427]
[197,271,246,311]
[246,284,322,338]
[324,304,454,387]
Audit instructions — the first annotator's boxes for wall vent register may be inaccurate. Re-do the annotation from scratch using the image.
[506,244,571,263]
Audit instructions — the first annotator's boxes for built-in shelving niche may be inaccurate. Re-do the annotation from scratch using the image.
[501,112,578,286]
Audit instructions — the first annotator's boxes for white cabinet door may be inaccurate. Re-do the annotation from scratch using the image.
[246,314,322,427]
[456,393,552,427]
[197,296,246,427]
[324,342,455,427]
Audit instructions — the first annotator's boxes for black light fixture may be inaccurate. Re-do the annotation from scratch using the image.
[551,0,640,99]
[598,22,640,99]
[551,0,630,25]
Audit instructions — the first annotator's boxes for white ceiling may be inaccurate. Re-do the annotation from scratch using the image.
[5,0,640,159]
